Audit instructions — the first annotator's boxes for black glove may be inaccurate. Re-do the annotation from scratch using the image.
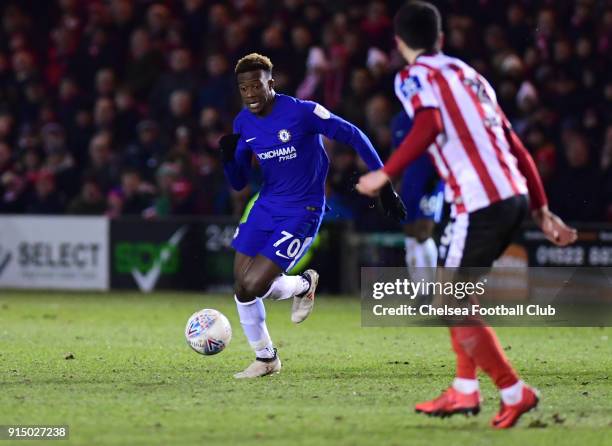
[379,182,407,222]
[219,133,241,163]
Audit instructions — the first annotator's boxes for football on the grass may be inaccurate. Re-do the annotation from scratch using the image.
[185,309,232,355]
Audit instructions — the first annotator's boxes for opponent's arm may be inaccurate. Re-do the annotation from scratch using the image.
[500,116,546,210]
[356,108,443,195]
[220,134,252,191]
[501,115,577,246]
[383,108,443,178]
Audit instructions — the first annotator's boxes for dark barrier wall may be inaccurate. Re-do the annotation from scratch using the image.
[110,217,237,292]
[108,218,612,293]
[522,225,612,266]
[109,218,347,293]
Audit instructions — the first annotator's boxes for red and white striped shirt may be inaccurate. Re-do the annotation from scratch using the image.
[393,53,528,214]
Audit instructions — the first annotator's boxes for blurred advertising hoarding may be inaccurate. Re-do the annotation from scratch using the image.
[0,216,109,290]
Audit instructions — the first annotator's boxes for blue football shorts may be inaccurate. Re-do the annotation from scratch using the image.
[231,200,324,271]
[400,153,444,224]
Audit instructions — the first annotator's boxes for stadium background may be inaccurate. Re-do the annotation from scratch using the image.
[0,0,611,292]
[0,3,611,444]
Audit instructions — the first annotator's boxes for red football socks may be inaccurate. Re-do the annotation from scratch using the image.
[450,325,518,389]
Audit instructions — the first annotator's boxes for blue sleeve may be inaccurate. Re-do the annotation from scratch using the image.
[223,118,252,191]
[301,101,383,171]
[391,110,413,149]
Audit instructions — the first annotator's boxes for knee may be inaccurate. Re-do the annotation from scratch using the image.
[412,220,434,242]
[234,274,269,302]
[234,281,250,302]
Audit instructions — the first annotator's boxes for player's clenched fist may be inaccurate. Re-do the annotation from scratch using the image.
[219,133,241,163]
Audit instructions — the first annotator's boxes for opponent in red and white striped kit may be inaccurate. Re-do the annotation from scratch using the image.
[357,1,577,429]
[394,54,529,215]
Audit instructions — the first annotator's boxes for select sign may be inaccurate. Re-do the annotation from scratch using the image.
[0,216,109,290]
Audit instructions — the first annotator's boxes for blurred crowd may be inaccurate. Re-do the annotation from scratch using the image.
[0,0,610,223]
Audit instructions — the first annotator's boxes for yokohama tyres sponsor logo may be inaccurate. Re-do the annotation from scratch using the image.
[257,146,297,161]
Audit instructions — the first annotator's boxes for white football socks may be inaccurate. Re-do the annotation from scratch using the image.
[235,296,275,358]
[234,275,310,359]
[500,380,524,405]
[261,274,309,301]
[421,238,438,268]
[452,377,480,394]
[405,237,438,283]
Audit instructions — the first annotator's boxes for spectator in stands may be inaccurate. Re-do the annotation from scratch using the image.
[26,170,64,214]
[123,119,164,181]
[57,77,81,130]
[67,177,106,215]
[287,25,314,93]
[118,168,153,216]
[150,47,198,121]
[151,161,179,217]
[182,0,208,53]
[87,131,119,193]
[114,87,140,146]
[339,67,375,130]
[146,3,171,46]
[364,94,393,160]
[95,68,117,99]
[164,90,196,146]
[198,53,233,112]
[0,0,609,221]
[73,27,117,92]
[124,28,164,101]
[109,0,137,59]
[549,130,603,221]
[41,123,79,200]
[93,97,117,140]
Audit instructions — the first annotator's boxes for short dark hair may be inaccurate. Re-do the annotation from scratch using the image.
[234,53,273,75]
[394,1,442,52]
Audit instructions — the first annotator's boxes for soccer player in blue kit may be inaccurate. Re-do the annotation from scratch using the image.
[391,110,444,282]
[220,53,406,378]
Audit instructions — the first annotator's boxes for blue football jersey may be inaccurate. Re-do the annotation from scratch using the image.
[391,109,445,223]
[224,94,383,214]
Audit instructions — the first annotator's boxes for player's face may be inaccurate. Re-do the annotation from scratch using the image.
[237,70,275,116]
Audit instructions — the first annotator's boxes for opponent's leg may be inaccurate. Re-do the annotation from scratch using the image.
[420,197,538,426]
[415,326,481,418]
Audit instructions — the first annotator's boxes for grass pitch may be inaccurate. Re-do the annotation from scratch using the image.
[0,292,610,446]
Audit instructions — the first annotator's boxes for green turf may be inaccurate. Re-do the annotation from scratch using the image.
[0,292,610,446]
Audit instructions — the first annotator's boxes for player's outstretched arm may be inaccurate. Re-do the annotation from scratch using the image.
[302,101,384,171]
[502,121,577,246]
[302,101,406,221]
[356,108,443,196]
[220,133,252,191]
